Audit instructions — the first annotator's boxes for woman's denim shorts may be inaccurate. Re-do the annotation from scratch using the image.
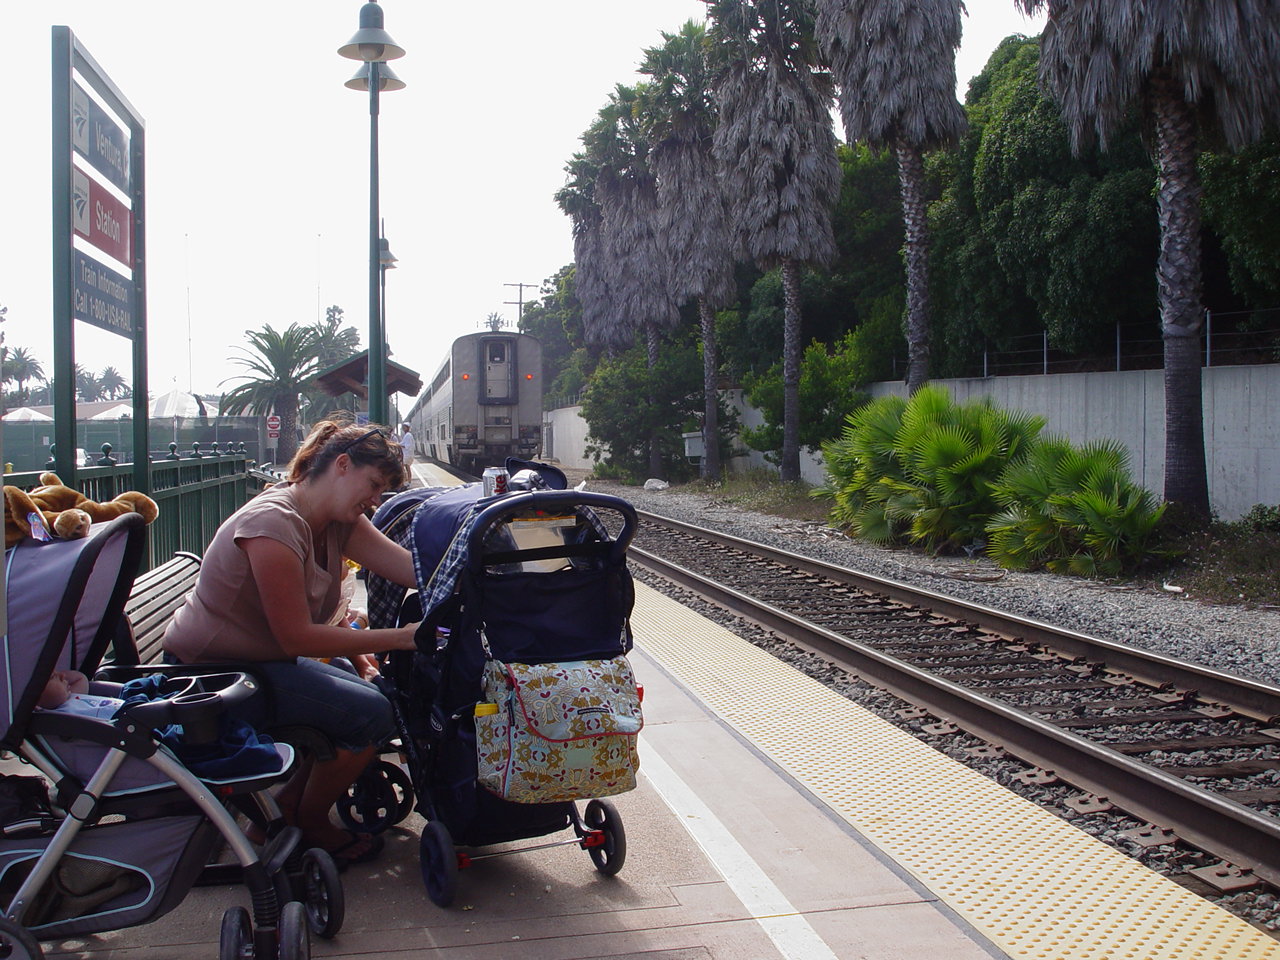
[164,654,394,752]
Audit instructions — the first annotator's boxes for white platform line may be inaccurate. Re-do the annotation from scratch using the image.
[640,739,840,960]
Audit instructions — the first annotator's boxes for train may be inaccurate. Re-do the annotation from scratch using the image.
[404,330,544,476]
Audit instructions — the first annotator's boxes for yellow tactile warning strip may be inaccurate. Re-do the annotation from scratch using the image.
[632,581,1280,960]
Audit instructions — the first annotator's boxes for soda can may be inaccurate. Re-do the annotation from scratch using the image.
[482,466,509,497]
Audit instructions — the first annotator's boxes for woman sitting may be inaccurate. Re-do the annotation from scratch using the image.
[162,421,418,868]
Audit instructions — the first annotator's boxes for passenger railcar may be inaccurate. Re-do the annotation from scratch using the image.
[406,331,543,475]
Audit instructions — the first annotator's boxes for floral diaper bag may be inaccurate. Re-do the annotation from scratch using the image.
[475,655,643,803]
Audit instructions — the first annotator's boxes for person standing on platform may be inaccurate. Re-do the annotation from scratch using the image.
[398,423,414,466]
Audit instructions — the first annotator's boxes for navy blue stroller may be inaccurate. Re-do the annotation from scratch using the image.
[365,467,640,906]
[0,513,339,958]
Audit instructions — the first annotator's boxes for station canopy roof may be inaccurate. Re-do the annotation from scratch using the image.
[314,350,423,400]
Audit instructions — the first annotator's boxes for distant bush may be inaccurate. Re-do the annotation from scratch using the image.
[1239,503,1280,533]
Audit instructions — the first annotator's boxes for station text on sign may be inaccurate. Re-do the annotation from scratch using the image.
[72,168,132,265]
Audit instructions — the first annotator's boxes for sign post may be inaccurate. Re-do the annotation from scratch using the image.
[52,26,148,492]
[266,414,281,441]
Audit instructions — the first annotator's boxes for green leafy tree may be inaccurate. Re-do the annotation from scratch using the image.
[220,323,320,464]
[1015,0,1280,520]
[1201,137,1280,305]
[928,36,1158,375]
[813,0,967,392]
[707,0,841,482]
[742,331,872,460]
[518,266,591,401]
[580,339,704,482]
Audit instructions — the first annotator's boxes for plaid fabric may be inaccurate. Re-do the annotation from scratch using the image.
[365,504,422,629]
[413,503,488,626]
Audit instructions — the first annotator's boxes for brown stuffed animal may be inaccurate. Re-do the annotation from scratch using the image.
[3,473,159,547]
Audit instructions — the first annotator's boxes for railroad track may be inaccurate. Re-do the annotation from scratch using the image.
[630,509,1280,892]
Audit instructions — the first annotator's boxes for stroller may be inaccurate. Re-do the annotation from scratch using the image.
[0,513,339,959]
[365,465,641,906]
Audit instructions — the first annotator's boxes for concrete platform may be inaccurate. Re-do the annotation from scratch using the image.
[31,585,1001,959]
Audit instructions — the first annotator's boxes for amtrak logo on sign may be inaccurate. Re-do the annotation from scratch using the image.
[72,168,91,236]
[72,86,90,154]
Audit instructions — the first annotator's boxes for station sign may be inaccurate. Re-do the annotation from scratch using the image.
[71,81,130,193]
[72,248,134,337]
[72,167,131,266]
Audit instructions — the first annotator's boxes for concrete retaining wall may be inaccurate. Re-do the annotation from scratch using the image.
[544,364,1280,520]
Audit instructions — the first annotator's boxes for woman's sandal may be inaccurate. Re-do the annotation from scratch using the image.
[327,830,385,871]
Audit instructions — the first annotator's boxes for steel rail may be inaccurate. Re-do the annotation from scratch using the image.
[635,510,1280,724]
[630,522,1280,887]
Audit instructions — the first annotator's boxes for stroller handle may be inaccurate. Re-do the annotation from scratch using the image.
[465,490,638,572]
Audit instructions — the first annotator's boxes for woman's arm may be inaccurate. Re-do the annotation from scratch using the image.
[241,536,417,658]
[343,514,417,589]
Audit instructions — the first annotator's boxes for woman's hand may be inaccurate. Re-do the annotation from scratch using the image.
[384,622,420,652]
[351,653,381,680]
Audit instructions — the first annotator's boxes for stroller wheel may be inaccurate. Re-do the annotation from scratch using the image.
[418,819,458,907]
[218,906,251,960]
[0,917,42,959]
[276,900,310,960]
[338,761,412,834]
[299,848,345,939]
[583,799,627,876]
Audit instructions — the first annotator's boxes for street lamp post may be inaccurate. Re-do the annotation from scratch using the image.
[339,1,405,428]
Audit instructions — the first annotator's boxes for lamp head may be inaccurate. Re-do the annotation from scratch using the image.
[338,2,405,62]
[345,61,406,92]
[379,237,398,269]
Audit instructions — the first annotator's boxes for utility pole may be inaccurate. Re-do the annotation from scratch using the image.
[503,281,538,326]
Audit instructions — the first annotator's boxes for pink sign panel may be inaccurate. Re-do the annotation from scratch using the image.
[72,167,132,266]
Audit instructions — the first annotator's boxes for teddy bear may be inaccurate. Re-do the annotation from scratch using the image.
[3,472,159,548]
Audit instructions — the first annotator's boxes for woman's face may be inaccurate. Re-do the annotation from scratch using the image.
[335,460,391,521]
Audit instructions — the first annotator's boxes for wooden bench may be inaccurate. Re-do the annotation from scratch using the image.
[113,552,202,666]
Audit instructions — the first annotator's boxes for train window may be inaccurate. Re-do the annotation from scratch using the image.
[488,342,507,363]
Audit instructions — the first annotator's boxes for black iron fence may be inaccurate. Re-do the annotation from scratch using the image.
[4,449,270,571]
[939,311,1280,380]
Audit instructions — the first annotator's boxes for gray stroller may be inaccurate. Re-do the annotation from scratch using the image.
[0,513,338,959]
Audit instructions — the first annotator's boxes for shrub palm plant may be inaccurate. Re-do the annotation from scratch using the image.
[822,385,1045,553]
[986,437,1166,575]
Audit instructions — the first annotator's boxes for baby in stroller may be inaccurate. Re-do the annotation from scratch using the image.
[1,511,339,959]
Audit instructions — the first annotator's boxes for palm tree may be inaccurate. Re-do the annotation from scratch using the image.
[3,347,44,405]
[570,84,683,476]
[220,324,320,464]
[813,0,967,394]
[707,0,841,482]
[98,365,126,400]
[304,306,361,420]
[641,20,737,482]
[74,364,103,402]
[1014,0,1280,519]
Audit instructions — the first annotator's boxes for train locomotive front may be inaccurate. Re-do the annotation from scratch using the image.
[409,332,543,475]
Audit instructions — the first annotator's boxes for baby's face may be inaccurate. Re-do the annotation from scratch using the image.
[38,669,89,709]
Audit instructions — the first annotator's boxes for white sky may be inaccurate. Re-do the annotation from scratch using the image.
[1,1,1044,404]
